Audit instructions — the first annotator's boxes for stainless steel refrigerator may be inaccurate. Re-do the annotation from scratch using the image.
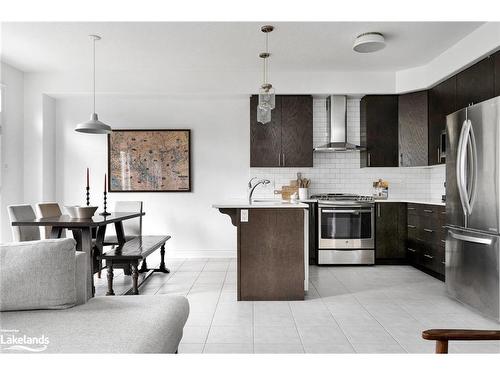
[446,96,500,321]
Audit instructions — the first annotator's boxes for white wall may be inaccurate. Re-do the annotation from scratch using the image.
[42,94,56,201]
[251,98,446,201]
[55,95,249,257]
[0,62,24,242]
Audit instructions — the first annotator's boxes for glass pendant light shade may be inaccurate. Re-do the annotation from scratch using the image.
[75,34,112,134]
[257,105,272,124]
[75,113,112,134]
[258,85,275,110]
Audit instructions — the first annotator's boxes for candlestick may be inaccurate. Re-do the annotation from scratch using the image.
[104,173,107,193]
[86,168,89,188]
[100,190,110,216]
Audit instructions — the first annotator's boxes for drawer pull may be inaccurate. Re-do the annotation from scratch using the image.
[441,240,446,243]
[408,207,416,211]
[423,228,434,233]
[407,248,417,253]
[407,225,416,229]
[424,209,434,213]
[441,261,446,265]
[424,254,433,259]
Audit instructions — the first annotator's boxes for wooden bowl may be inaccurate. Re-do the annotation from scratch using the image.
[64,205,98,219]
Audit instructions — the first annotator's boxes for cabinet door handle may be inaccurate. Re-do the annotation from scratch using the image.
[368,152,371,167]
[278,153,281,166]
[437,147,440,163]
[423,228,434,233]
[282,153,285,167]
[407,225,416,229]
[377,204,381,217]
[424,254,434,259]
[407,248,417,253]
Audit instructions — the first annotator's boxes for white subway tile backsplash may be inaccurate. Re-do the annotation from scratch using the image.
[251,98,446,200]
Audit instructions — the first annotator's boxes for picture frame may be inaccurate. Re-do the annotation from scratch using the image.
[107,129,191,192]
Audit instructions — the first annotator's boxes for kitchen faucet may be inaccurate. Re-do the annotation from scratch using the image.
[248,178,271,204]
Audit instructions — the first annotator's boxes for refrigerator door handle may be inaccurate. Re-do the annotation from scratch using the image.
[449,231,493,245]
[467,121,478,213]
[456,119,470,215]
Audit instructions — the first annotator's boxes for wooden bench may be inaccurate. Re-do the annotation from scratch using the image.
[422,329,500,353]
[98,235,171,296]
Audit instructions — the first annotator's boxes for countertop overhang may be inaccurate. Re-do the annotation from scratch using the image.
[213,201,309,209]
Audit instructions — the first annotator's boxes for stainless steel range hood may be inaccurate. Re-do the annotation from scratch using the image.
[313,95,364,152]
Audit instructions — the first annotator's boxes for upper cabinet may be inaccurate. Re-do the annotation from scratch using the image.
[495,50,500,97]
[456,56,495,109]
[428,76,457,166]
[398,91,428,167]
[250,95,313,167]
[360,95,399,168]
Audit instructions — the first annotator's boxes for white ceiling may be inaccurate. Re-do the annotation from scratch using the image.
[1,22,484,74]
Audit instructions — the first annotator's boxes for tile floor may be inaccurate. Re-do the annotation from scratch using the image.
[94,256,500,354]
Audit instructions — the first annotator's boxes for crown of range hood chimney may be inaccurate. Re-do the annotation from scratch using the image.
[313,95,364,152]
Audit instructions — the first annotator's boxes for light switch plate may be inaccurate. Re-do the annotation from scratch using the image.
[240,209,248,222]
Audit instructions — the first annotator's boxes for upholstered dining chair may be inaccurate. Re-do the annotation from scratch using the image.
[36,202,66,239]
[103,201,143,246]
[7,205,41,242]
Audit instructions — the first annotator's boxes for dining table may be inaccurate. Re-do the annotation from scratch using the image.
[10,211,145,299]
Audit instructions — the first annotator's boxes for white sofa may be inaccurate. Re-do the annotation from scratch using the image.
[0,238,189,353]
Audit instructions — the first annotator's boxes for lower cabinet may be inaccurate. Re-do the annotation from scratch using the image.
[406,203,446,280]
[239,208,305,300]
[375,203,407,263]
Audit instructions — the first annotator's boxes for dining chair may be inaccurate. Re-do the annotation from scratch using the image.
[7,205,41,242]
[36,202,66,239]
[103,201,143,245]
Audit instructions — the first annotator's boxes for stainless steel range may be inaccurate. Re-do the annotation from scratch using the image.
[311,193,375,265]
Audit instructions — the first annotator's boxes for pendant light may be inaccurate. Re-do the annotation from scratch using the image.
[257,25,275,125]
[75,35,112,134]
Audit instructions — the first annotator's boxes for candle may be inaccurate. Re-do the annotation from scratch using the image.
[104,173,107,193]
[86,168,89,188]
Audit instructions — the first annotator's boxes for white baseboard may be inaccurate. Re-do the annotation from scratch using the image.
[167,250,236,259]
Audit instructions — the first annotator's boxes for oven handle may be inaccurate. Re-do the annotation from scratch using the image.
[320,209,372,214]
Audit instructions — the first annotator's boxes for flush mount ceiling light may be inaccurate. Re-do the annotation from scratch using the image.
[257,25,275,125]
[75,34,112,134]
[353,32,386,53]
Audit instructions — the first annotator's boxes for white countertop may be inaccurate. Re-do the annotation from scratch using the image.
[374,199,446,206]
[213,200,309,209]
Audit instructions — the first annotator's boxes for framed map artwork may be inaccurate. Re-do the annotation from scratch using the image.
[108,129,191,192]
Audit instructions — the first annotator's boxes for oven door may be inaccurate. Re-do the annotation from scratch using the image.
[318,205,374,249]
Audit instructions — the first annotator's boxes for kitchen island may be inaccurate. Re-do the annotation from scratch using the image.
[213,201,309,301]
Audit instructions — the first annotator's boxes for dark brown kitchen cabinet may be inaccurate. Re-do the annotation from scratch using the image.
[281,96,314,167]
[406,203,446,281]
[239,208,304,300]
[456,56,495,110]
[250,95,282,167]
[360,95,399,168]
[398,91,428,167]
[375,203,407,264]
[495,50,500,97]
[428,76,457,165]
[250,95,313,167]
